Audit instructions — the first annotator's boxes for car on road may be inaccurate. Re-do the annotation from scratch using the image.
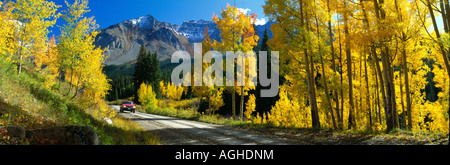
[120,100,136,113]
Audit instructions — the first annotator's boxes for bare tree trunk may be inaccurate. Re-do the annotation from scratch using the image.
[385,47,400,130]
[337,13,345,130]
[240,87,244,121]
[399,69,406,128]
[359,53,363,127]
[372,46,388,126]
[310,53,320,129]
[388,47,400,128]
[364,51,372,128]
[374,0,399,131]
[444,0,450,117]
[232,86,236,120]
[440,0,449,32]
[18,56,23,75]
[304,46,317,128]
[360,0,376,128]
[375,66,382,125]
[17,20,27,76]
[380,47,396,131]
[327,0,339,130]
[443,0,450,31]
[396,0,412,130]
[402,45,412,130]
[344,0,355,129]
[317,14,336,129]
[300,0,320,129]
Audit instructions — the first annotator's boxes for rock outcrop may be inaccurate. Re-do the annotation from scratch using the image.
[5,125,101,145]
[6,126,26,139]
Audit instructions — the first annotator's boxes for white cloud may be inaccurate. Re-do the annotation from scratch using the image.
[255,18,266,25]
[237,8,251,15]
[236,8,267,25]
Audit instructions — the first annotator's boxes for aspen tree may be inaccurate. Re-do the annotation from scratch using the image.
[210,4,258,120]
[13,0,59,75]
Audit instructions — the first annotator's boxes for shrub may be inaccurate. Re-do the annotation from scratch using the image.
[244,94,256,122]
[138,83,157,110]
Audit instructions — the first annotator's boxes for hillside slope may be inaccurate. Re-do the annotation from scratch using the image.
[0,62,159,145]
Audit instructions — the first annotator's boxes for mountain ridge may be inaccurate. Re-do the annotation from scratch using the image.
[94,14,272,65]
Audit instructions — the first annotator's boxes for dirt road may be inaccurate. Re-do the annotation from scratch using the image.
[111,106,292,145]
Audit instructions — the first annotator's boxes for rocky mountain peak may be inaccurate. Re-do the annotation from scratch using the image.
[94,14,272,65]
[177,19,218,43]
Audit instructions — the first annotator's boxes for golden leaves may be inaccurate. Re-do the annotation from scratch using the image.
[13,0,60,72]
[262,0,449,132]
[0,1,15,62]
[267,85,310,128]
[209,87,224,114]
[244,94,256,121]
[161,81,184,101]
[57,0,110,103]
[138,83,157,109]
[212,3,259,53]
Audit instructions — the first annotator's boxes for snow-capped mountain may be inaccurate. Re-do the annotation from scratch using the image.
[177,19,220,43]
[94,14,273,65]
[177,19,273,44]
[94,14,193,65]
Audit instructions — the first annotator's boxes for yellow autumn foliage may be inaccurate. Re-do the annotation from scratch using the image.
[411,101,449,133]
[138,82,157,110]
[160,81,184,101]
[0,1,15,64]
[34,35,60,90]
[244,94,256,121]
[267,85,311,128]
[13,0,60,75]
[208,87,225,115]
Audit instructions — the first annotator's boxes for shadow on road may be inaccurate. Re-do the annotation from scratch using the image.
[130,117,182,121]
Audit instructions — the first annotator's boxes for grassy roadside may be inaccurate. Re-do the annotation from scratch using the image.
[140,98,264,127]
[139,98,448,145]
[0,62,160,145]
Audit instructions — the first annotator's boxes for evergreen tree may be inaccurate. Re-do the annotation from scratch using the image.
[150,51,162,98]
[255,28,278,116]
[114,87,119,101]
[261,28,271,52]
[106,75,135,101]
[133,44,149,100]
[133,45,163,101]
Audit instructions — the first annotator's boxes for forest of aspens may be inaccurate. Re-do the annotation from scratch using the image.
[260,0,449,133]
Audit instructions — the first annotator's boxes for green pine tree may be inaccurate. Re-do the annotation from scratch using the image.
[133,44,149,102]
[261,28,270,52]
[150,51,162,98]
[133,45,163,101]
[255,28,278,115]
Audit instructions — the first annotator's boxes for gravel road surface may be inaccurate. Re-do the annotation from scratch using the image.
[111,105,291,145]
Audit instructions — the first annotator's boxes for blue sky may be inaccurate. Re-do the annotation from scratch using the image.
[50,0,267,35]
[49,0,444,37]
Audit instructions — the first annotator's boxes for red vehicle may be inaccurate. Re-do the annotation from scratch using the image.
[120,100,136,113]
